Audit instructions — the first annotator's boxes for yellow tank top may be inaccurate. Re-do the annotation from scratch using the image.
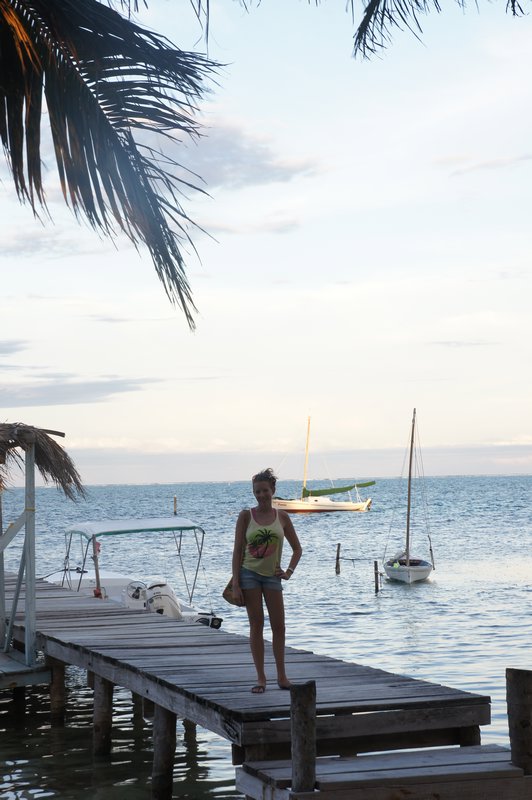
[242,509,284,577]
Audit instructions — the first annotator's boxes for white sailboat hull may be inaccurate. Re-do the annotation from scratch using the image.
[384,558,432,584]
[273,496,372,513]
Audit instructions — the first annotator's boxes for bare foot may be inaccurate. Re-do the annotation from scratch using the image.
[251,684,266,694]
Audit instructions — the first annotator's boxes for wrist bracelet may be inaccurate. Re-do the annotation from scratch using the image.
[286,567,294,574]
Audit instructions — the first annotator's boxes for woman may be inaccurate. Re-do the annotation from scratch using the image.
[231,468,302,694]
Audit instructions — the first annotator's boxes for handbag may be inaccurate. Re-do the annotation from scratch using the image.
[222,577,244,606]
[223,516,248,606]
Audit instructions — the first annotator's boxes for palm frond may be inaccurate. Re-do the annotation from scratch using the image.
[0,423,85,500]
[0,0,219,326]
[354,0,450,57]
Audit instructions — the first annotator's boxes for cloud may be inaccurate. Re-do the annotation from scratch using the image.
[451,154,532,176]
[87,314,176,324]
[203,214,300,236]
[0,340,27,356]
[1,377,153,408]
[0,224,105,259]
[429,340,494,348]
[140,121,319,191]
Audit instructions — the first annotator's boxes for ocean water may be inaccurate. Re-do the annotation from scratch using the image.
[1,474,531,798]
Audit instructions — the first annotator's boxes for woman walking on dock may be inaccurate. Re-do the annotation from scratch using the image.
[232,468,302,693]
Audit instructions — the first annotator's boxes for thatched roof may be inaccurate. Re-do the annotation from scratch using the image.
[0,423,85,500]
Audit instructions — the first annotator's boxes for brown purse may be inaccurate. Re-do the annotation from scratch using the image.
[223,525,247,606]
[222,577,244,606]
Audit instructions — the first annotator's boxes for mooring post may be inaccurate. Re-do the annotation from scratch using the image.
[335,543,341,574]
[374,560,379,593]
[507,667,532,773]
[93,674,114,756]
[290,680,316,792]
[47,656,66,724]
[152,703,177,800]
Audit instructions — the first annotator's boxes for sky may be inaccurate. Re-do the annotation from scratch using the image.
[1,0,532,486]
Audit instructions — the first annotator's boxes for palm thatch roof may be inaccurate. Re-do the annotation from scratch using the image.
[0,423,85,500]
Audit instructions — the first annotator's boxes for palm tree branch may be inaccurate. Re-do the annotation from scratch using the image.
[0,0,219,325]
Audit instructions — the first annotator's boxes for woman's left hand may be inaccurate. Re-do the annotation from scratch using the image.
[276,567,292,580]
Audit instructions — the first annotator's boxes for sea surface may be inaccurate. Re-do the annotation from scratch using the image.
[1,474,531,798]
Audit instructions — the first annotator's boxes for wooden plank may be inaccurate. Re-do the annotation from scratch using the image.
[0,652,51,689]
[236,770,532,800]
[245,746,522,789]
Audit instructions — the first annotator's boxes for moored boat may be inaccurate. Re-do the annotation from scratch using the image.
[272,417,374,513]
[46,516,223,628]
[383,409,435,585]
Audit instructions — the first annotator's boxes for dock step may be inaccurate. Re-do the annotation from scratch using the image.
[237,744,532,799]
[0,652,51,689]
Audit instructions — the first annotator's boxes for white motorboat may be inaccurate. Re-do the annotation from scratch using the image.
[46,516,223,628]
[383,409,435,585]
[272,417,374,513]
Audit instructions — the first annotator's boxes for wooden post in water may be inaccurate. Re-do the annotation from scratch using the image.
[48,656,66,724]
[152,703,177,800]
[374,560,380,593]
[173,495,177,516]
[93,674,113,755]
[507,668,532,773]
[290,681,316,792]
[335,543,341,574]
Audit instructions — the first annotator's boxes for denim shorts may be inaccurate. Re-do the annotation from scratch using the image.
[239,566,283,592]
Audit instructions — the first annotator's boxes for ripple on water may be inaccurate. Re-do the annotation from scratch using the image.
[1,476,531,795]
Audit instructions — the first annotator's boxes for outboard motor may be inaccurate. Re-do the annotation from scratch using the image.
[145,578,183,620]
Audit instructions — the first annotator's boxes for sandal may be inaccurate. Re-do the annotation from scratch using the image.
[251,684,266,694]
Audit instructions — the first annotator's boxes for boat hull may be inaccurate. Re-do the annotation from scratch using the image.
[273,496,371,513]
[47,569,223,628]
[383,558,432,584]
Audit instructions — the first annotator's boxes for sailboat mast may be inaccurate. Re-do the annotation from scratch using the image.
[301,416,311,500]
[405,408,416,566]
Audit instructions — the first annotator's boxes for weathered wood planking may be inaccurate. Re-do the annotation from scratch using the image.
[237,745,532,800]
[3,573,491,758]
[0,652,51,689]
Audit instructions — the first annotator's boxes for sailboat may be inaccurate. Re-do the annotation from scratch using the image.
[272,417,374,513]
[383,408,434,584]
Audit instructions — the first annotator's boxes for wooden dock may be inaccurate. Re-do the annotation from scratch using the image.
[237,744,532,799]
[5,571,530,798]
[0,650,50,689]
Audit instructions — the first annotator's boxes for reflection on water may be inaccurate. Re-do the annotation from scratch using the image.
[1,475,531,796]
[0,668,237,799]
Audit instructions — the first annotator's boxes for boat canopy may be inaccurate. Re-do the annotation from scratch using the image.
[65,517,205,541]
[302,480,375,498]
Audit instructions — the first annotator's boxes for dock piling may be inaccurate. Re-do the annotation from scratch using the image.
[152,704,177,799]
[48,656,66,724]
[507,667,532,773]
[290,680,316,792]
[93,674,113,756]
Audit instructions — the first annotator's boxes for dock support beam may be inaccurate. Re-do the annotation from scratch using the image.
[48,657,66,724]
[507,667,532,773]
[152,703,177,800]
[290,680,316,792]
[93,675,113,756]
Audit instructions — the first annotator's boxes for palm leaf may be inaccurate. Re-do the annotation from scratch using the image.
[0,423,85,500]
[0,0,218,326]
